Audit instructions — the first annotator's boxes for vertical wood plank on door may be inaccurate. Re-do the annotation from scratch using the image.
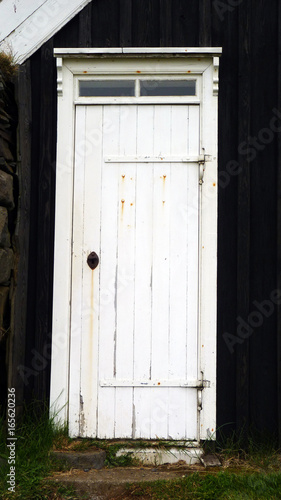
[185,158,200,440]
[80,106,103,436]
[134,106,155,438]
[186,107,200,396]
[115,105,137,437]
[69,106,86,436]
[185,163,199,380]
[150,106,171,439]
[188,106,200,156]
[168,106,189,438]
[98,106,120,438]
[184,390,198,439]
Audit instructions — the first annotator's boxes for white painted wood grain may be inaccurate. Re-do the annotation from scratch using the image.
[99,379,204,387]
[50,64,75,426]
[104,156,201,163]
[0,0,92,64]
[198,63,218,439]
[68,105,86,437]
[80,104,200,439]
[79,106,103,437]
[133,105,154,438]
[54,47,222,56]
[114,106,137,437]
[149,106,171,439]
[97,106,119,438]
[0,0,46,42]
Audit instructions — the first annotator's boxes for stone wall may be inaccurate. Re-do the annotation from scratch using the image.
[0,69,17,409]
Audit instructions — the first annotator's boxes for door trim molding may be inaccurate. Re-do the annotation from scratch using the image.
[50,49,221,441]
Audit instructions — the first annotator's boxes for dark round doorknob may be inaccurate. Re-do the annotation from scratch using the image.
[87,251,99,270]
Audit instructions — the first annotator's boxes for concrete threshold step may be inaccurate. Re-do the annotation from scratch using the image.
[51,445,205,470]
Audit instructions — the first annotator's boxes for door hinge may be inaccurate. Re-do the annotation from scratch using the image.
[199,152,212,185]
[201,379,211,388]
[197,374,211,411]
[197,389,202,411]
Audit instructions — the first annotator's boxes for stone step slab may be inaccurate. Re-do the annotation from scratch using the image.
[51,450,106,470]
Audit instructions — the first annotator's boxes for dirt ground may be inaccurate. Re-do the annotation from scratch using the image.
[50,461,220,499]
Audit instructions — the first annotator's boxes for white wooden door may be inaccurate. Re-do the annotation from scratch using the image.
[70,104,201,439]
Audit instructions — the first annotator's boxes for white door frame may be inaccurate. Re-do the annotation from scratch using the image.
[50,48,221,441]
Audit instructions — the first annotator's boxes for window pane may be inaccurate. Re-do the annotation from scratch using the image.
[79,80,135,96]
[140,80,196,96]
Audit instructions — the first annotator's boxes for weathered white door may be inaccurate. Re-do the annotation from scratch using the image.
[70,103,201,439]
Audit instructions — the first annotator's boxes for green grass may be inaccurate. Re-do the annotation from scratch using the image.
[0,401,77,499]
[0,402,138,498]
[51,435,139,466]
[0,407,280,499]
[212,427,281,471]
[125,471,281,499]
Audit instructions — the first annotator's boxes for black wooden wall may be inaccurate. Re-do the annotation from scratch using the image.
[14,0,281,440]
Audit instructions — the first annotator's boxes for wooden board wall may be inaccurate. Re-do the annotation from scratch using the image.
[18,0,280,438]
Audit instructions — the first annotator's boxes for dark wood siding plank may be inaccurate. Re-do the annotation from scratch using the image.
[132,0,160,46]
[159,0,172,47]
[236,0,251,435]
[28,39,56,401]
[8,62,32,413]
[215,5,239,435]
[79,2,92,47]
[91,0,120,47]
[278,0,281,447]
[199,0,212,47]
[171,0,199,46]
[54,16,79,48]
[120,0,133,46]
[25,49,41,401]
[249,0,278,435]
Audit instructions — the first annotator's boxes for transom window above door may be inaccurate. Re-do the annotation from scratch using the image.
[79,78,197,97]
